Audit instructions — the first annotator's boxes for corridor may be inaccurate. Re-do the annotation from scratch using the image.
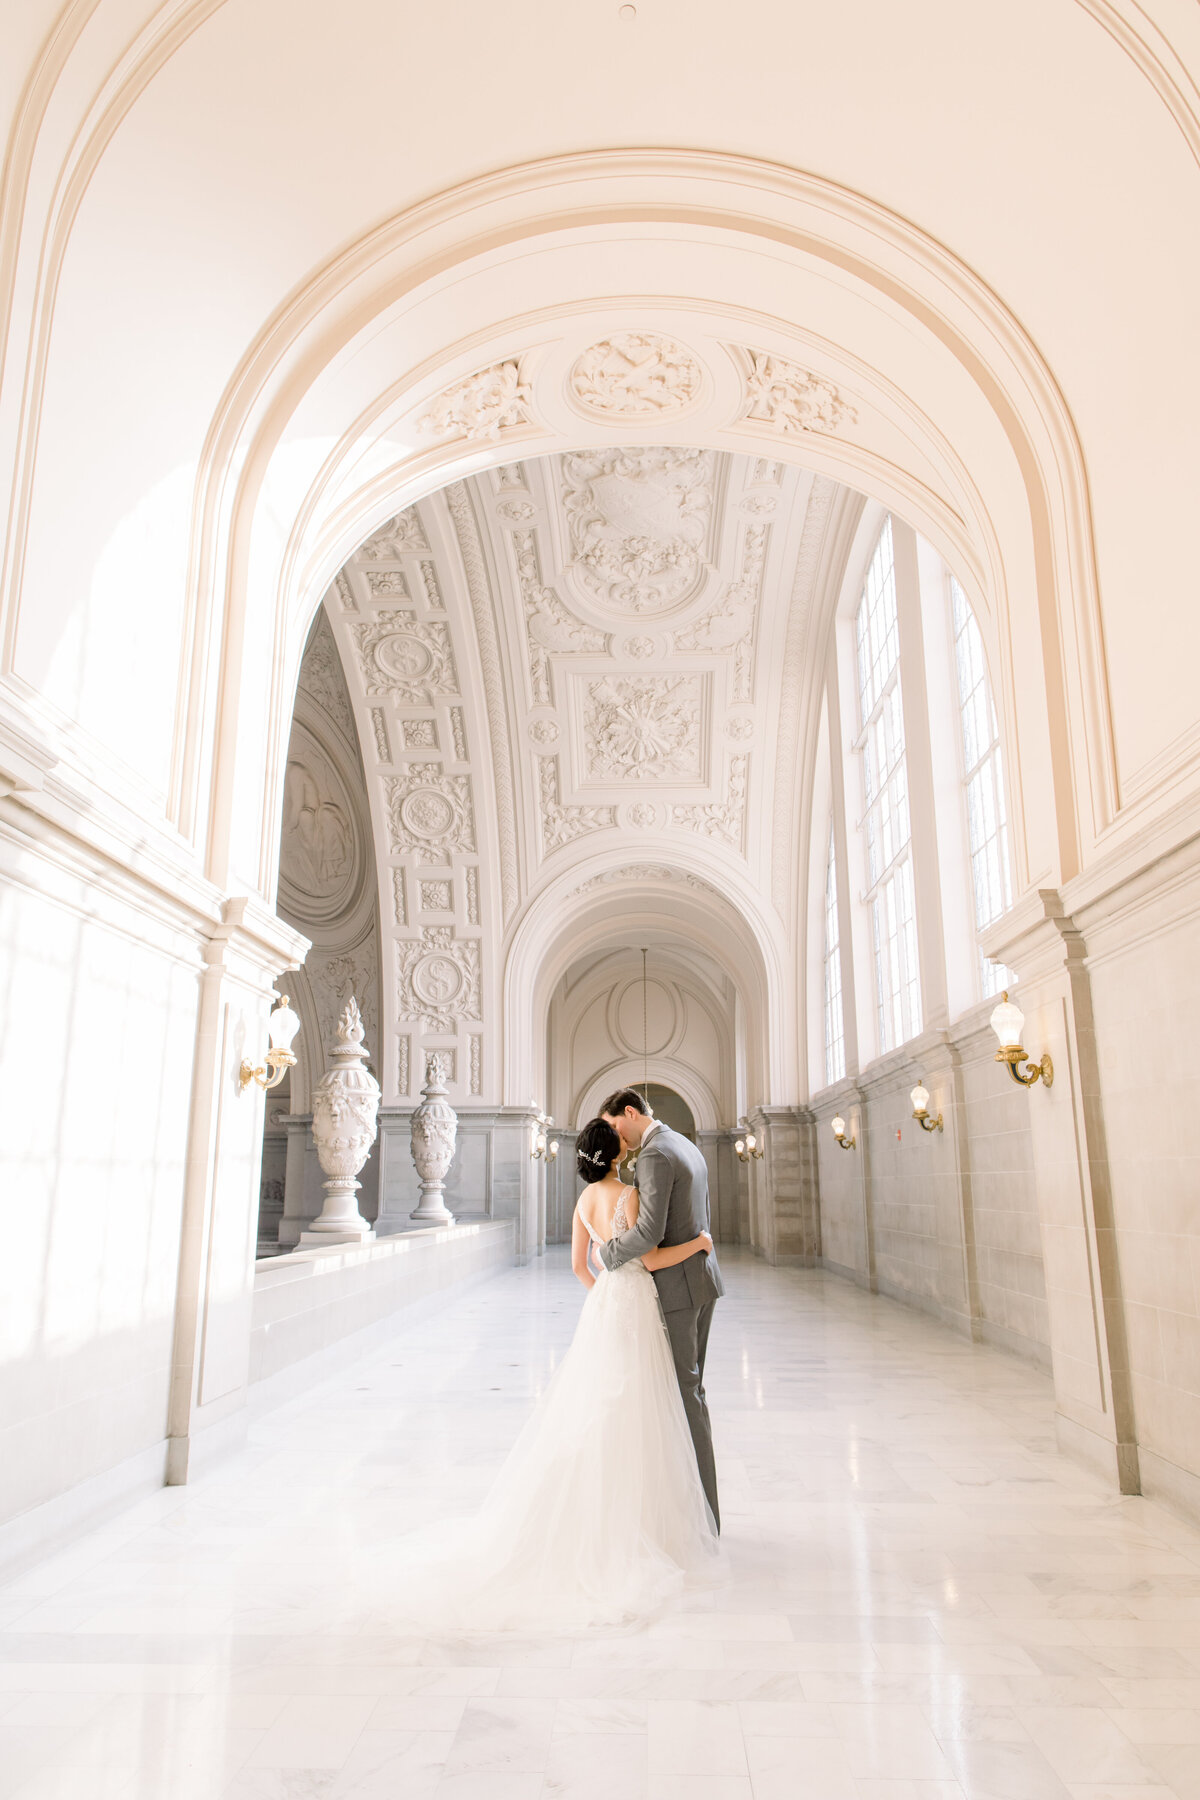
[1,1253,1199,1799]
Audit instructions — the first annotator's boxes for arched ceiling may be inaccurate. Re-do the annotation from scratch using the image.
[318,446,861,1112]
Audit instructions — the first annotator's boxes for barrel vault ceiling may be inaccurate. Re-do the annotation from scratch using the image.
[314,446,861,1109]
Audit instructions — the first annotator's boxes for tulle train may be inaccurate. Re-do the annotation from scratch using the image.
[381,1262,721,1632]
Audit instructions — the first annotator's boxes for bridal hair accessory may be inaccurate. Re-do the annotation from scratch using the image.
[576,1116,622,1183]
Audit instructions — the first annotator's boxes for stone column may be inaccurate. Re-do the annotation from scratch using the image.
[276,1114,316,1247]
[748,1105,820,1265]
[490,1107,544,1262]
[698,1130,737,1244]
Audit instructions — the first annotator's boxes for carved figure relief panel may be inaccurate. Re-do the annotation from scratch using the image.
[277,617,382,1107]
[278,728,360,924]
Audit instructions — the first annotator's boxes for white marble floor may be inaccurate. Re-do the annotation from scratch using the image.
[3,1251,1200,1799]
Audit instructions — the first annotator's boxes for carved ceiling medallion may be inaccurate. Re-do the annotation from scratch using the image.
[350,610,459,705]
[568,332,703,418]
[397,928,481,1030]
[583,675,705,783]
[384,765,476,860]
[560,447,715,618]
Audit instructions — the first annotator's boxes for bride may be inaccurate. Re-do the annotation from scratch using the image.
[386,1117,721,1632]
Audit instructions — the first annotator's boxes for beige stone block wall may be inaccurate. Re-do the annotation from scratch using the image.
[813,1087,870,1283]
[810,1014,1049,1367]
[958,1026,1048,1363]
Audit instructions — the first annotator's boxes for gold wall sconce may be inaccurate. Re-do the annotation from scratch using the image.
[910,1080,943,1133]
[989,992,1053,1089]
[239,994,300,1093]
[531,1111,559,1162]
[734,1116,764,1162]
[830,1114,855,1150]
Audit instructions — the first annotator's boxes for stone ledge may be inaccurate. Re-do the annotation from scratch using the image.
[249,1218,515,1406]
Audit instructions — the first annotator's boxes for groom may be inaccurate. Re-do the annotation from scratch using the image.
[596,1088,724,1530]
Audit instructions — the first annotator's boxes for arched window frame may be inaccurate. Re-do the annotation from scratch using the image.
[822,818,846,1086]
[949,576,1015,996]
[853,518,922,1054]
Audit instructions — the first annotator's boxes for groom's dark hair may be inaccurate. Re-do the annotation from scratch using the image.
[601,1087,650,1117]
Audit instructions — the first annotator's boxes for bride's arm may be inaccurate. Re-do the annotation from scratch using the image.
[571,1203,597,1289]
[641,1230,713,1271]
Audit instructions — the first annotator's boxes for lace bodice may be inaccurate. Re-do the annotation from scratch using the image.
[583,1185,632,1246]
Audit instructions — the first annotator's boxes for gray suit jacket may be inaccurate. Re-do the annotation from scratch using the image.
[596,1124,725,1313]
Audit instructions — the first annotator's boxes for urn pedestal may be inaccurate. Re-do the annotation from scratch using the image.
[300,998,380,1246]
[410,1054,458,1225]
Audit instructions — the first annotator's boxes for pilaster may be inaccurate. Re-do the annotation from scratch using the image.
[983,890,1139,1492]
[166,897,308,1484]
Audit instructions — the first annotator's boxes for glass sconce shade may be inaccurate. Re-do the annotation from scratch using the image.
[909,1080,943,1132]
[990,992,1024,1050]
[989,990,1054,1089]
[830,1113,855,1149]
[734,1116,764,1162]
[268,996,301,1052]
[531,1112,556,1159]
[240,993,302,1092]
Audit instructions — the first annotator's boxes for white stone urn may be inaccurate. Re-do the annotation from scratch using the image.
[302,998,379,1243]
[410,1052,458,1225]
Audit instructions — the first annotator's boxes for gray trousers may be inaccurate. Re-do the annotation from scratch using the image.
[663,1299,719,1532]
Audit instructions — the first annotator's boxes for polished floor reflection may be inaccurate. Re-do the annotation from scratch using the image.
[2,1249,1200,1798]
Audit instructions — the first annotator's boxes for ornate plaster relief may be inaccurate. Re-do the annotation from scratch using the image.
[567,333,703,418]
[419,359,534,441]
[560,447,715,619]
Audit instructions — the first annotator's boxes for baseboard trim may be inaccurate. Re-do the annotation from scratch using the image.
[819,1256,875,1292]
[873,1272,973,1341]
[0,1439,169,1586]
[1055,1409,1140,1493]
[977,1315,1053,1372]
[1136,1445,1200,1528]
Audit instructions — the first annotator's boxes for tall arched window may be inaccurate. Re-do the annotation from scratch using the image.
[823,821,845,1085]
[856,519,921,1051]
[950,578,1013,994]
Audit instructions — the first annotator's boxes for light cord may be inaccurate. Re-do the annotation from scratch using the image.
[641,945,649,1098]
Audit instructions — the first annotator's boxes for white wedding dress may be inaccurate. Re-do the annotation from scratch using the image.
[384,1190,720,1633]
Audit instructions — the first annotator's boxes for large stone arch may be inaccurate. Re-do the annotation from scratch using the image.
[174,151,1126,927]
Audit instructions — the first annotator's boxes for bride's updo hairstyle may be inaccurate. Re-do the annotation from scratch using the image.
[576,1117,620,1184]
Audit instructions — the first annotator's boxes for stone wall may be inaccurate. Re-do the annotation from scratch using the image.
[811,1006,1050,1368]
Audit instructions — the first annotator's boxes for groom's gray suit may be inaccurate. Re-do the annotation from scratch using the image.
[596,1122,724,1529]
